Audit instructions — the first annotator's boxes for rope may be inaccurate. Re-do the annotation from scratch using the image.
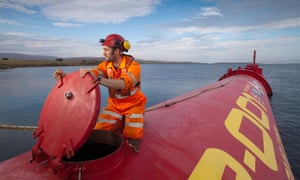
[0,124,37,131]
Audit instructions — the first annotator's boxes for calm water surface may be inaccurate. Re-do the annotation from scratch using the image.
[0,63,299,178]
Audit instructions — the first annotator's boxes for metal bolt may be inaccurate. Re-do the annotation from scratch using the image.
[64,92,73,100]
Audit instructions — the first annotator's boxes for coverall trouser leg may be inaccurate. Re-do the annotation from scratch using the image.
[94,91,146,139]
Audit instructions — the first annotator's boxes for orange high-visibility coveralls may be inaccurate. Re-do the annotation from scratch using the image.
[92,55,147,140]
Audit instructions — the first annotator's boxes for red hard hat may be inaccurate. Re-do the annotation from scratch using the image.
[99,34,130,52]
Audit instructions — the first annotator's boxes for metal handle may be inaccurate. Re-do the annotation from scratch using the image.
[86,81,100,94]
[58,74,64,88]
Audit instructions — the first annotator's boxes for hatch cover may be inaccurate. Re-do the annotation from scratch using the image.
[36,70,100,160]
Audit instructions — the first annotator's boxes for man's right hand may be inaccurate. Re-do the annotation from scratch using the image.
[79,68,90,77]
[53,69,65,80]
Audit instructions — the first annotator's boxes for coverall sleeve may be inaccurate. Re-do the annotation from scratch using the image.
[92,61,107,77]
[120,61,141,89]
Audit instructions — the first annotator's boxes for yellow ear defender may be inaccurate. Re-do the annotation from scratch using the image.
[123,40,130,51]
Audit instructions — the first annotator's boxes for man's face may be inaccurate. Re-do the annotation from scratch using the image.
[102,45,117,62]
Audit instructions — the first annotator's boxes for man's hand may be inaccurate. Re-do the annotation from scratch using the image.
[79,68,90,77]
[53,69,65,80]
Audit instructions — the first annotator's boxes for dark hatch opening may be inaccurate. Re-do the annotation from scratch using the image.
[62,130,123,162]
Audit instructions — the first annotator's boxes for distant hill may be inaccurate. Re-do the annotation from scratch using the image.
[0,53,58,60]
[1,53,110,62]
[64,57,103,62]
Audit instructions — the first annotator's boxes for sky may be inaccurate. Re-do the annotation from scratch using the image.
[1,0,300,63]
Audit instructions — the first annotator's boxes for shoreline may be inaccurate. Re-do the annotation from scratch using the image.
[0,59,101,69]
[0,59,200,69]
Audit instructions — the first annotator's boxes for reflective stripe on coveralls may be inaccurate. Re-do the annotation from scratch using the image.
[101,110,123,120]
[126,122,144,128]
[127,72,138,86]
[97,119,117,124]
[95,110,123,129]
[127,113,144,119]
[97,113,144,126]
[126,113,144,128]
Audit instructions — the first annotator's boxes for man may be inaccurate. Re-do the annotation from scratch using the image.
[54,34,147,152]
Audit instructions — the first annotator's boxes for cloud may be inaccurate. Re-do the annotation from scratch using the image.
[266,17,300,29]
[171,16,300,36]
[0,1,36,14]
[0,18,20,25]
[42,0,161,23]
[197,7,223,18]
[1,0,161,24]
[0,32,98,57]
[53,22,83,27]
